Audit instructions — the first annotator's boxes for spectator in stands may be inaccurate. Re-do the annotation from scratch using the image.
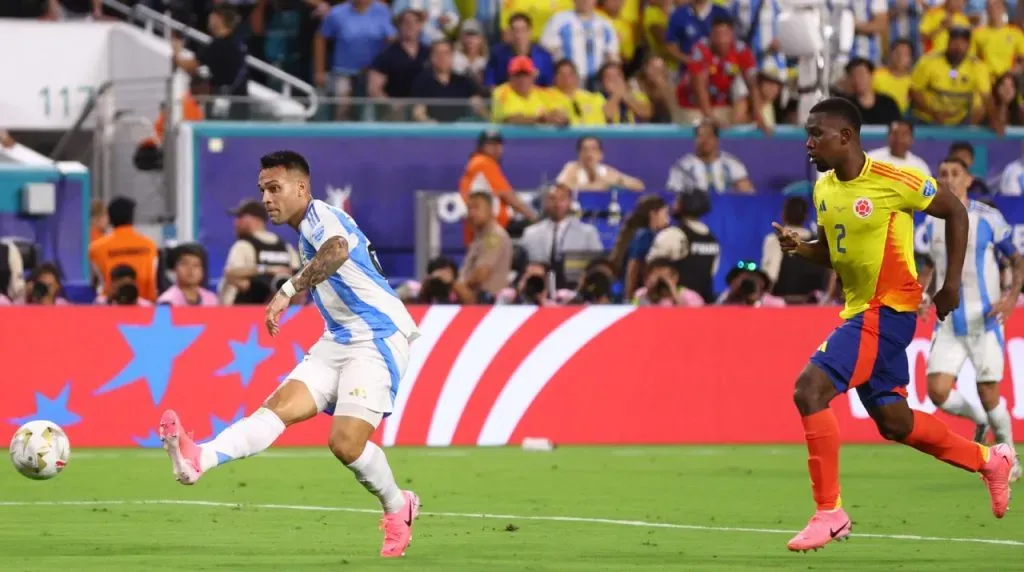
[453,191,513,303]
[21,262,68,305]
[665,0,730,70]
[492,56,561,124]
[501,0,571,44]
[415,256,460,304]
[0,130,14,149]
[716,261,785,307]
[459,128,538,245]
[642,0,674,76]
[545,59,607,126]
[867,120,932,175]
[838,58,902,126]
[519,183,604,276]
[974,0,1024,77]
[454,19,488,86]
[732,0,785,68]
[598,0,636,67]
[45,0,101,20]
[666,119,754,194]
[136,72,206,172]
[873,39,914,115]
[411,40,486,123]
[631,55,675,124]
[910,26,999,131]
[496,262,556,305]
[733,64,787,127]
[597,62,652,123]
[888,1,932,59]
[647,191,719,304]
[88,196,158,303]
[486,13,555,87]
[157,244,218,306]
[828,0,887,65]
[89,199,107,244]
[96,265,153,306]
[315,0,396,120]
[988,72,1024,126]
[761,196,830,304]
[542,0,620,87]
[172,6,249,119]
[219,199,300,305]
[949,140,993,196]
[392,0,459,42]
[556,136,645,191]
[610,194,669,299]
[0,239,25,302]
[369,9,429,118]
[632,257,704,306]
[572,258,618,303]
[920,0,971,55]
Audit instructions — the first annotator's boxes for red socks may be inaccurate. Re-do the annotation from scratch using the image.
[801,409,842,510]
[901,410,986,472]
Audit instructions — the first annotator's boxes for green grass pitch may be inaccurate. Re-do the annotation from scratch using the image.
[0,445,1021,571]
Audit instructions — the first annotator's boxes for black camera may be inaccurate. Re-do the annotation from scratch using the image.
[577,270,611,303]
[29,281,50,304]
[419,277,453,304]
[738,277,759,297]
[110,282,140,305]
[648,277,674,304]
[521,275,547,303]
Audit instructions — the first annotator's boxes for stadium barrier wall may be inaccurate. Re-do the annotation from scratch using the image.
[3,305,1023,447]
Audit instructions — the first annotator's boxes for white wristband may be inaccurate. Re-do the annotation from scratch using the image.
[279,280,297,298]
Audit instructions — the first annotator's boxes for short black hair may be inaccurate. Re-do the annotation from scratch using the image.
[576,135,601,152]
[890,38,913,53]
[646,257,678,274]
[431,38,453,51]
[939,155,971,172]
[596,61,622,83]
[29,262,62,284]
[107,196,136,227]
[696,118,720,138]
[949,140,975,158]
[508,12,532,28]
[174,243,207,266]
[711,14,734,28]
[259,150,311,176]
[210,5,239,28]
[845,57,875,75]
[426,256,458,275]
[782,196,809,226]
[467,190,494,205]
[809,97,863,132]
[888,118,913,133]
[585,258,615,275]
[554,58,577,75]
[110,264,137,281]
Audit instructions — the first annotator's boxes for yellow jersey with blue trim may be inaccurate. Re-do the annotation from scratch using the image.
[813,155,937,319]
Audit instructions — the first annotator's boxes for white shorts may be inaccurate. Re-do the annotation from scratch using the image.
[284,332,411,427]
[926,325,1005,383]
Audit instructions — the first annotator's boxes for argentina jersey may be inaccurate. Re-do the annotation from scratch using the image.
[925,200,1018,335]
[827,0,886,64]
[298,199,420,344]
[542,11,618,81]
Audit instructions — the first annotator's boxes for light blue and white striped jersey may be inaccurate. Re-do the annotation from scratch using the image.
[729,0,781,62]
[888,0,942,58]
[541,11,619,82]
[827,0,887,64]
[925,200,1018,336]
[297,199,420,344]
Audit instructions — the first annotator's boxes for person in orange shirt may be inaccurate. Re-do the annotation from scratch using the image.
[88,196,159,302]
[459,129,538,244]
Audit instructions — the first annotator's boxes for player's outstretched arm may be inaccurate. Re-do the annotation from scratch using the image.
[289,236,350,294]
[923,188,968,319]
[772,222,832,268]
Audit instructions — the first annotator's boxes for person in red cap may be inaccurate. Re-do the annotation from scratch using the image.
[492,55,560,124]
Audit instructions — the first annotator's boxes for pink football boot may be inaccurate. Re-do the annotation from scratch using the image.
[787,508,852,552]
[158,410,203,485]
[379,490,420,557]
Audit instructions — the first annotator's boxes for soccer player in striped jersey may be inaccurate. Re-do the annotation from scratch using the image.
[158,151,422,558]
[920,156,1023,482]
[775,98,1016,553]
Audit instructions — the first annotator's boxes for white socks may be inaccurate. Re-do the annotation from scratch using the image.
[346,442,406,514]
[199,408,286,472]
[986,401,1016,450]
[938,390,988,425]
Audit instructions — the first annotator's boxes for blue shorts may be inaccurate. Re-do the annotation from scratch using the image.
[810,306,917,408]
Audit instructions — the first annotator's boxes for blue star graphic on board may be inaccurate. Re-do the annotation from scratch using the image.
[278,306,302,327]
[216,326,273,388]
[132,430,165,449]
[200,406,246,444]
[94,306,205,406]
[278,343,307,383]
[9,382,82,427]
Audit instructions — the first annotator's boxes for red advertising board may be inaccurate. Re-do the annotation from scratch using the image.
[1,306,1021,447]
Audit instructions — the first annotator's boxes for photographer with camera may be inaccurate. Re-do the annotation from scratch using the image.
[716,261,786,307]
[647,191,720,303]
[495,262,573,305]
[22,263,68,306]
[632,257,704,307]
[96,265,153,306]
[574,260,616,304]
[414,257,460,304]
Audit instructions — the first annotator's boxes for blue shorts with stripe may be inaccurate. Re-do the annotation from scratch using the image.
[810,307,917,408]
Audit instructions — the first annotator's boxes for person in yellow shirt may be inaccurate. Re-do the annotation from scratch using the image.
[643,0,675,71]
[597,61,651,123]
[598,0,637,63]
[973,0,1024,77]
[910,27,999,130]
[920,0,973,54]
[492,55,561,123]
[873,38,914,113]
[545,59,610,124]
[500,0,573,42]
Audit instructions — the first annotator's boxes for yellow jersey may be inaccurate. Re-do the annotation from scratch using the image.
[643,5,674,69]
[544,88,608,125]
[607,89,651,124]
[492,83,550,122]
[919,8,973,54]
[500,0,573,40]
[813,156,935,319]
[910,53,990,125]
[973,24,1024,77]
[872,67,912,113]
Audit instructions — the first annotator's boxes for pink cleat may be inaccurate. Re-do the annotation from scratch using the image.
[980,443,1016,518]
[158,410,203,485]
[786,508,852,552]
[379,490,420,558]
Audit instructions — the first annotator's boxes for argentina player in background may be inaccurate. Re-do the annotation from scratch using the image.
[920,156,1023,482]
[158,151,422,558]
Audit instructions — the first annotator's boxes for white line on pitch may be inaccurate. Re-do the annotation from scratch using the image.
[0,500,1020,547]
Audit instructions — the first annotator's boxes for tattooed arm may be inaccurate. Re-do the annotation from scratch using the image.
[288,236,350,295]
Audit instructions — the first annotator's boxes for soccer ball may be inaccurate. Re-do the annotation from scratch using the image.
[9,420,70,480]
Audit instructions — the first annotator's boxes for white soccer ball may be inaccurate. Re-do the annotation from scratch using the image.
[9,420,71,480]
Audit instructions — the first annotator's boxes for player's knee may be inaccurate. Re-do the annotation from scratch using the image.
[926,383,950,407]
[976,382,1001,410]
[793,371,831,415]
[328,429,366,465]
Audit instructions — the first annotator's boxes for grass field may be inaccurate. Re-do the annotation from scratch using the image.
[0,445,1021,571]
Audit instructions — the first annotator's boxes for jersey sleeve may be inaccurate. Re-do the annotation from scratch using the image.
[890,169,938,212]
[303,202,355,251]
[989,210,1018,258]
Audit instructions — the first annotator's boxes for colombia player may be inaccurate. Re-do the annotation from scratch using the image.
[774,98,1017,553]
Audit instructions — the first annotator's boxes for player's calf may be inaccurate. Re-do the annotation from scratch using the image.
[793,366,839,416]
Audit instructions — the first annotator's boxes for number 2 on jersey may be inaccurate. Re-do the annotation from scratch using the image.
[834,224,847,254]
